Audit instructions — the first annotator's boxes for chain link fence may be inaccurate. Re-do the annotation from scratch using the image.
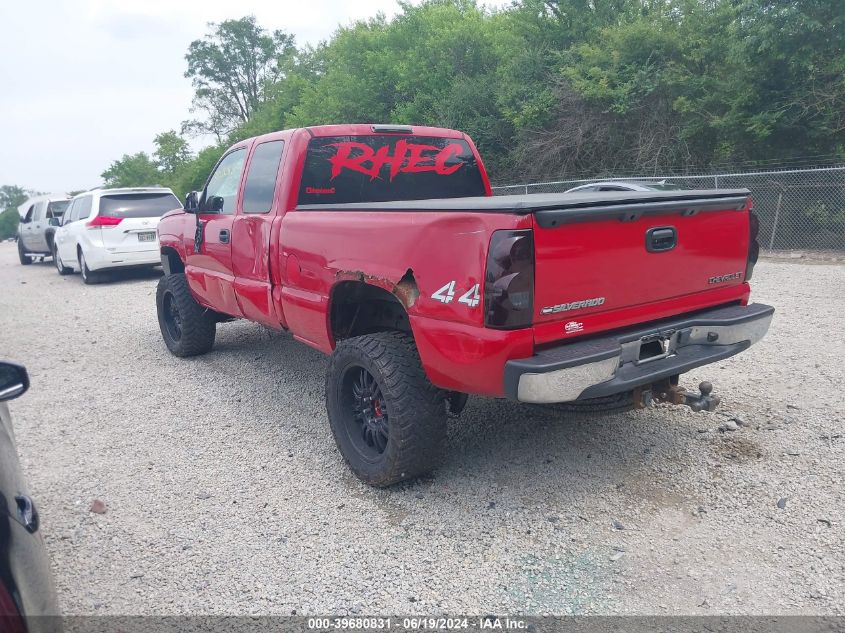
[493,166,845,251]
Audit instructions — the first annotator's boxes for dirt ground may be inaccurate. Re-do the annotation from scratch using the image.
[1,242,843,615]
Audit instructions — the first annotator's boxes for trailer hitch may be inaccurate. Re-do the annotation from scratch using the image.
[635,378,721,412]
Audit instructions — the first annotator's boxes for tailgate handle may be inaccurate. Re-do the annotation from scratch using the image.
[646,227,676,252]
[219,229,230,244]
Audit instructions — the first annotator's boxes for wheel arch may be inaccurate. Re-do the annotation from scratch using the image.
[160,246,185,275]
[328,270,419,346]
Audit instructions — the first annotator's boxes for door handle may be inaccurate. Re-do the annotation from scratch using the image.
[219,229,230,244]
[15,495,39,533]
[645,226,677,252]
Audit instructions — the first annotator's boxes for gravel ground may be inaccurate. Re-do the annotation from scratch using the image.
[1,242,843,616]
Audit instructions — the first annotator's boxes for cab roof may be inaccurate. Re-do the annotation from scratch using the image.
[304,124,465,139]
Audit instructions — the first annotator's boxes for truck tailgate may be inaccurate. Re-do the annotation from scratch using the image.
[530,191,752,342]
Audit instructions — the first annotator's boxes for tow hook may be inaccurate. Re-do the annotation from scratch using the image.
[636,380,721,412]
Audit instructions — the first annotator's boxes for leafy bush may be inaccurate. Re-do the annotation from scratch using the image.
[0,208,20,241]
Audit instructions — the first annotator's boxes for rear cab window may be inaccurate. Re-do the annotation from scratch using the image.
[98,193,180,219]
[297,135,486,205]
[47,200,70,219]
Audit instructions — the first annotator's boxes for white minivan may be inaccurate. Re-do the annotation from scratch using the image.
[54,187,180,284]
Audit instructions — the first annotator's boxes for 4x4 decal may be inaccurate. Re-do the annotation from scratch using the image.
[431,281,480,308]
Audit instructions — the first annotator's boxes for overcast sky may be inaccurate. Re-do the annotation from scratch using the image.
[0,0,431,194]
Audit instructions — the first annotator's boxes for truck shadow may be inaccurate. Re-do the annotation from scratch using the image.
[90,267,164,285]
[28,257,163,285]
[440,396,683,492]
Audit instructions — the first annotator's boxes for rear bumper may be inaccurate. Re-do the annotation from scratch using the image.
[504,303,774,403]
[85,247,160,271]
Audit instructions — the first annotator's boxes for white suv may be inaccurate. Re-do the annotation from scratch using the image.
[54,187,180,284]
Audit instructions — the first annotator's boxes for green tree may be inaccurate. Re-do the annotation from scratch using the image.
[154,131,193,175]
[99,0,845,192]
[184,16,297,139]
[0,208,20,240]
[101,152,161,188]
[0,185,28,211]
[0,185,30,240]
[288,1,519,174]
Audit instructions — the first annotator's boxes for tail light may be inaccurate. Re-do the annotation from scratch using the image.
[484,229,534,329]
[0,582,25,633]
[746,199,760,280]
[86,216,122,228]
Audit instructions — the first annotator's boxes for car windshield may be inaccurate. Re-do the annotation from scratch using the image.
[47,200,70,217]
[98,193,180,218]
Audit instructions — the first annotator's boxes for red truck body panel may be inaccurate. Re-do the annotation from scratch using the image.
[158,124,757,398]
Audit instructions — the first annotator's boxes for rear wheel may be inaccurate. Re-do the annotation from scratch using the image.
[78,250,102,284]
[53,243,72,275]
[326,331,446,487]
[156,273,216,357]
[17,240,32,265]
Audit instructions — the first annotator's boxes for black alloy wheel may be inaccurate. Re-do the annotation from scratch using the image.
[342,366,390,458]
[161,291,183,342]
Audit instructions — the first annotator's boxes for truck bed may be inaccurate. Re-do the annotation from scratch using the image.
[298,188,754,349]
[296,189,751,220]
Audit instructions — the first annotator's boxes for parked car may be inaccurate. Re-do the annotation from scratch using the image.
[16,195,70,265]
[0,361,60,629]
[54,187,180,284]
[564,180,683,193]
[155,123,771,487]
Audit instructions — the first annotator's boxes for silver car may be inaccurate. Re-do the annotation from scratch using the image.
[564,180,683,193]
[16,195,71,265]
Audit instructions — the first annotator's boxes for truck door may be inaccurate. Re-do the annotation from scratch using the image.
[55,199,78,263]
[19,204,36,250]
[185,147,247,317]
[31,202,53,252]
[231,138,286,328]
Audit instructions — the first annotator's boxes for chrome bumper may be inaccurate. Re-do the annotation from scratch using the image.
[504,303,774,404]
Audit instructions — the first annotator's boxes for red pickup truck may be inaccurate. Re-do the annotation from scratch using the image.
[156,124,773,486]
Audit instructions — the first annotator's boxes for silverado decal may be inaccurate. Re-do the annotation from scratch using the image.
[540,297,606,315]
[708,272,743,284]
[328,140,465,181]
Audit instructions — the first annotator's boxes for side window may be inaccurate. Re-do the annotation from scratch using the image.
[598,186,625,192]
[24,205,35,222]
[62,201,76,225]
[203,149,246,215]
[242,141,285,214]
[74,196,93,221]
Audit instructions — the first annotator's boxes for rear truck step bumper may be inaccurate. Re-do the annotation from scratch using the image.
[504,302,774,404]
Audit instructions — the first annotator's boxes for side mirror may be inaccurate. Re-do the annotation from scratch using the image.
[207,196,225,213]
[184,191,200,213]
[48,217,61,227]
[0,362,29,402]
